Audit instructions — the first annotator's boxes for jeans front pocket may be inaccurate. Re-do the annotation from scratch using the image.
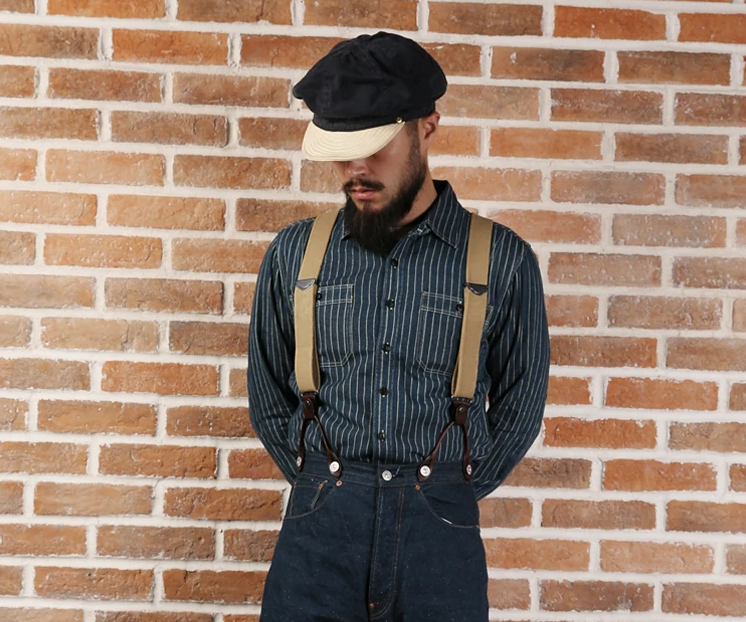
[416,480,480,529]
[315,283,353,368]
[284,473,338,520]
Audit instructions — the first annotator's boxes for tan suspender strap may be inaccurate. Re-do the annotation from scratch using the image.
[451,212,493,401]
[294,209,339,395]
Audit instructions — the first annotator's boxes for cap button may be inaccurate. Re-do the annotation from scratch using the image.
[396,117,403,123]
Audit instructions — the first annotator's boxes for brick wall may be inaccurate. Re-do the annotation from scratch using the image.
[0,0,745,620]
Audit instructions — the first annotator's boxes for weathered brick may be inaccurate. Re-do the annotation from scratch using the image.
[49,0,164,17]
[491,128,602,160]
[35,483,152,516]
[108,195,225,231]
[96,613,210,622]
[102,362,219,396]
[487,579,530,610]
[726,545,746,574]
[670,423,746,453]
[738,220,746,246]
[49,68,162,102]
[668,338,746,371]
[601,541,713,574]
[169,321,247,356]
[238,117,306,150]
[440,85,539,120]
[0,191,96,225]
[478,498,532,529]
[241,35,340,69]
[550,336,657,368]
[541,580,654,611]
[546,376,592,405]
[616,133,727,165]
[0,0,33,12]
[0,398,26,431]
[675,93,746,127]
[105,278,222,314]
[730,384,746,411]
[555,6,665,40]
[0,275,94,309]
[668,501,746,533]
[0,442,86,474]
[99,444,216,478]
[663,583,746,617]
[613,214,726,247]
[679,14,746,44]
[673,257,746,289]
[422,43,482,77]
[299,161,346,194]
[0,610,81,622]
[429,3,542,36]
[432,167,541,202]
[164,488,281,521]
[0,524,86,556]
[0,65,35,97]
[38,400,157,435]
[503,458,592,489]
[167,406,254,438]
[236,199,333,233]
[224,529,278,562]
[0,107,97,140]
[0,481,23,514]
[47,150,165,186]
[604,459,716,491]
[492,210,600,244]
[552,171,665,205]
[174,73,289,108]
[111,111,227,146]
[304,0,416,29]
[174,155,290,190]
[544,417,656,449]
[606,378,719,411]
[163,569,265,603]
[0,231,34,265]
[492,47,603,82]
[0,147,35,181]
[552,89,662,124]
[35,567,153,601]
[545,295,598,327]
[0,567,22,595]
[228,449,283,479]
[45,234,161,269]
[230,368,248,397]
[234,282,256,315]
[618,51,730,86]
[430,125,480,156]
[676,174,746,208]
[732,465,746,492]
[177,0,290,23]
[0,358,89,390]
[609,295,721,330]
[0,24,98,59]
[41,318,157,353]
[548,252,661,286]
[172,239,269,273]
[485,538,589,571]
[98,525,214,560]
[112,30,228,64]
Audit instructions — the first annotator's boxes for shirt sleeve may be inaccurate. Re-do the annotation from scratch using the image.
[472,243,550,500]
[247,235,300,484]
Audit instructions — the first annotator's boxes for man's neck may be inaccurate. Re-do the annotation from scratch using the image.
[399,170,437,227]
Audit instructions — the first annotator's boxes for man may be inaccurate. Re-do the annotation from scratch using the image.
[248,31,550,622]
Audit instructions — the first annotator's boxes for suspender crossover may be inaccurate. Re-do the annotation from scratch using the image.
[293,209,493,481]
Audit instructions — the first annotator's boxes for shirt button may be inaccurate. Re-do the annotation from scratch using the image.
[378,430,386,440]
[382,343,391,353]
[379,387,388,396]
[381,470,392,481]
[386,299,395,308]
[391,258,398,268]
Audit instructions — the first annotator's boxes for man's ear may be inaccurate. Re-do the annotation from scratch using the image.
[420,111,440,150]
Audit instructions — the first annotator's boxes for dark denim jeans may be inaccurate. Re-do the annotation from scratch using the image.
[259,453,489,622]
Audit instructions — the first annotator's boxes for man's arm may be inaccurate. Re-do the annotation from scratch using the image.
[472,243,550,500]
[248,236,300,484]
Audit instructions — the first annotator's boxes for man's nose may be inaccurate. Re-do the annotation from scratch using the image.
[345,158,371,178]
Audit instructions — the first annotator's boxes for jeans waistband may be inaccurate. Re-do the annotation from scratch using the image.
[299,453,469,487]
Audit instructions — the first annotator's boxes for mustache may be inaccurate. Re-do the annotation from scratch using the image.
[343,179,385,193]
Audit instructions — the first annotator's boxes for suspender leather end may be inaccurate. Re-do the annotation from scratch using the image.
[301,391,319,420]
[450,396,471,426]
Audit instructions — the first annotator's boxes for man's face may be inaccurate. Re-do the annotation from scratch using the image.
[331,123,428,256]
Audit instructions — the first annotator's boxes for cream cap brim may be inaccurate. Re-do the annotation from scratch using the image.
[301,119,406,162]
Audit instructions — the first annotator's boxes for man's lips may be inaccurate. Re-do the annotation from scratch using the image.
[350,188,379,199]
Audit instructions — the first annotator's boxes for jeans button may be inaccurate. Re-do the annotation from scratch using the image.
[381,470,392,481]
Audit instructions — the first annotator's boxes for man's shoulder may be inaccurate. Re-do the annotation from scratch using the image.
[478,216,531,265]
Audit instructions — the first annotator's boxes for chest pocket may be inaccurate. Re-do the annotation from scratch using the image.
[314,283,353,368]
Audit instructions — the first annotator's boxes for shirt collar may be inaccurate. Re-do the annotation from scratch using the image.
[341,179,469,250]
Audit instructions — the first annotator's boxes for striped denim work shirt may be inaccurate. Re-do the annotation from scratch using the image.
[248,180,550,500]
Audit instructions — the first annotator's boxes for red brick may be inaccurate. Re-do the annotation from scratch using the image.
[726,545,746,574]
[0,147,35,181]
[675,93,746,127]
[604,460,716,491]
[45,234,162,269]
[550,336,657,368]
[112,111,227,146]
[47,150,165,186]
[0,0,33,11]
[0,567,22,595]
[0,65,35,97]
[422,43,482,77]
[228,449,283,479]
[0,275,94,309]
[0,190,96,225]
[236,199,334,233]
[545,295,598,327]
[174,155,290,190]
[432,167,541,202]
[548,252,661,286]
[0,398,26,431]
[112,30,228,65]
[440,85,539,120]
[616,133,727,165]
[163,569,265,604]
[738,220,746,246]
[552,171,665,205]
[555,6,665,40]
[732,465,746,492]
[491,210,600,244]
[299,161,338,194]
[503,458,592,489]
[35,567,152,601]
[224,529,278,562]
[484,538,589,571]
[546,376,592,405]
[0,231,34,265]
[606,378,718,411]
[108,195,224,231]
[102,362,219,396]
[240,35,340,69]
[667,338,746,372]
[234,282,256,314]
[741,138,746,166]
[99,444,216,478]
[0,610,81,622]
[673,257,746,289]
[602,541,713,573]
[238,117,305,150]
[0,524,86,556]
[49,68,162,102]
[96,613,210,622]
[541,580,654,611]
[618,51,730,86]
[172,239,269,273]
[0,441,86,474]
[478,498,532,529]
[98,525,214,560]
[679,14,746,44]
[174,73,289,107]
[49,0,164,17]
[429,3,542,36]
[230,368,247,398]
[613,214,726,247]
[105,278,222,314]
[0,24,98,59]
[670,423,746,453]
[676,175,746,208]
[430,125,480,156]
[177,0,290,23]
[492,47,603,82]
[41,318,158,352]
[491,128,602,160]
[0,107,97,140]
[0,358,89,390]
[38,400,157,435]
[35,483,152,516]
[487,579,530,610]
[730,384,746,411]
[0,481,23,514]
[663,583,746,617]
[552,89,663,124]
[668,501,746,533]
[164,487,281,521]
[167,406,255,438]
[304,0,416,29]
[544,417,656,449]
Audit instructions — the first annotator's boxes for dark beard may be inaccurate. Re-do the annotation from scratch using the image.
[342,142,427,257]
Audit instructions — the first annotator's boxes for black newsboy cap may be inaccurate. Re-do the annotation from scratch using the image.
[292,31,448,161]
